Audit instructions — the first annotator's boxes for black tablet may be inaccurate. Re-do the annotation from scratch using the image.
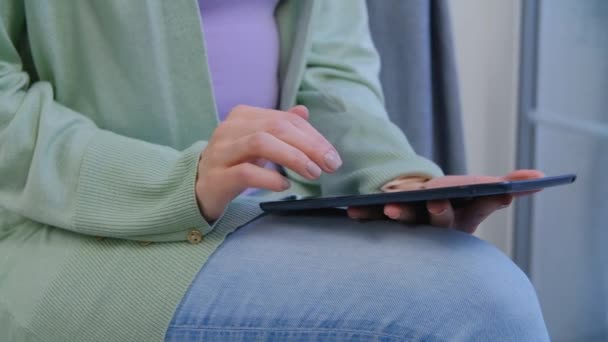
[259,174,576,213]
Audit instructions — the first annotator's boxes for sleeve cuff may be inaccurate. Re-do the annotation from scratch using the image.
[72,130,211,240]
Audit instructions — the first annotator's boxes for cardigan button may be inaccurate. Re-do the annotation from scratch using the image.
[187,230,203,244]
[138,241,153,246]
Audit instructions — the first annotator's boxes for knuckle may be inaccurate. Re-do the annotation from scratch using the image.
[266,118,291,136]
[248,132,271,151]
[213,121,231,138]
[207,144,225,162]
[287,112,304,123]
[231,104,249,115]
[235,164,254,181]
[288,113,312,128]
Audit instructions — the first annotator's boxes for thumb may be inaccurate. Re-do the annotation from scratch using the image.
[501,169,546,197]
[502,169,545,181]
[427,199,454,228]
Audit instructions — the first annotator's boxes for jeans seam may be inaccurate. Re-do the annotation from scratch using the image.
[167,325,413,341]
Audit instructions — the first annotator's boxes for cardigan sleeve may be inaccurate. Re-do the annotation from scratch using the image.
[293,0,444,196]
[0,2,212,241]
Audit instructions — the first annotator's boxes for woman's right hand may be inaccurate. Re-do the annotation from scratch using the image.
[196,104,342,221]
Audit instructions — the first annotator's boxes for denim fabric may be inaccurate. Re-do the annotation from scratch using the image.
[165,211,549,341]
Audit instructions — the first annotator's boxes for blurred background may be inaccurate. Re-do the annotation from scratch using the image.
[451,0,607,341]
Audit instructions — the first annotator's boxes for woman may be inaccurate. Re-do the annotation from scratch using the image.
[0,0,549,341]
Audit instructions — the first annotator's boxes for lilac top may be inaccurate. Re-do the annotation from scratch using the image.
[199,0,281,120]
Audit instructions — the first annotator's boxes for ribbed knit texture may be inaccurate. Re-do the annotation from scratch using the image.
[29,199,264,342]
[74,131,211,239]
[0,1,444,341]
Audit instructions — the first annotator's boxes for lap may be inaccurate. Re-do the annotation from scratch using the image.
[166,210,548,341]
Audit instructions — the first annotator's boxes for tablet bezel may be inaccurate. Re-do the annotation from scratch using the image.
[259,174,576,212]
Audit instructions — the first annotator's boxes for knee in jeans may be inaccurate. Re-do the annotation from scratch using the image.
[447,236,547,337]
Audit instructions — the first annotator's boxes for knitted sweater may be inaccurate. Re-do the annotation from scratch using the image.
[0,1,442,341]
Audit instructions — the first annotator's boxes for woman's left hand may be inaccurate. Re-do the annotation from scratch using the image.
[347,169,545,234]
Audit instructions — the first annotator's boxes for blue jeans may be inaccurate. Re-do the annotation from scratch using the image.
[165,211,549,341]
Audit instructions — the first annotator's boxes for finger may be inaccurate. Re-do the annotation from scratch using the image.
[222,105,310,135]
[454,194,512,233]
[502,169,545,197]
[427,200,454,228]
[287,105,309,120]
[268,115,342,173]
[222,132,323,180]
[502,169,545,181]
[283,112,342,170]
[225,111,341,173]
[419,175,502,193]
[381,176,429,192]
[383,204,416,222]
[225,163,291,198]
[241,106,341,173]
[347,206,385,220]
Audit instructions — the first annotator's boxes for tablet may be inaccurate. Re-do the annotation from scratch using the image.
[259,174,576,213]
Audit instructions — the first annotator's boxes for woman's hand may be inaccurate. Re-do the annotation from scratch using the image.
[347,169,545,234]
[196,105,342,221]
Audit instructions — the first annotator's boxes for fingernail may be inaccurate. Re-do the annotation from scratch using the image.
[498,204,508,210]
[282,178,291,190]
[429,207,447,215]
[306,161,322,178]
[324,151,342,171]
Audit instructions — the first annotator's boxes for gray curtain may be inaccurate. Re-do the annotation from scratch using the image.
[367,0,466,174]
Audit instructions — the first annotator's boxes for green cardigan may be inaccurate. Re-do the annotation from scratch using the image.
[0,0,442,340]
